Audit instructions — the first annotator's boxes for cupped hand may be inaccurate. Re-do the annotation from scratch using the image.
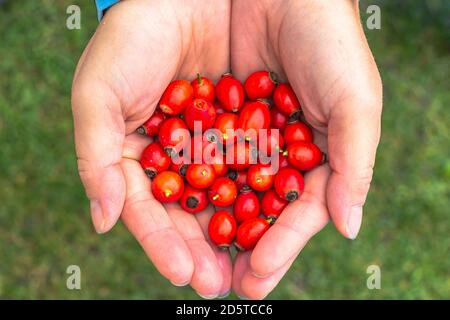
[71,0,232,298]
[231,0,382,299]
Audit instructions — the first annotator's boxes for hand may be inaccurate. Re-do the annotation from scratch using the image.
[231,0,382,299]
[71,0,232,298]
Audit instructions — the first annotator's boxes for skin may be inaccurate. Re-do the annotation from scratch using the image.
[71,0,382,299]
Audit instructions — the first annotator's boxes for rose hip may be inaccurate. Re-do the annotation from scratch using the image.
[227,142,258,171]
[140,142,171,179]
[270,107,289,132]
[244,71,277,100]
[151,171,185,203]
[213,112,239,145]
[235,217,273,251]
[159,80,193,115]
[274,167,304,202]
[258,128,284,156]
[186,163,216,189]
[208,210,237,249]
[215,74,245,112]
[247,163,275,192]
[158,117,190,156]
[283,121,313,145]
[238,100,270,142]
[184,98,216,132]
[233,191,260,224]
[227,170,250,193]
[179,185,209,214]
[137,110,165,136]
[286,141,323,171]
[273,83,301,120]
[208,177,238,207]
[169,153,190,177]
[191,73,215,103]
[261,189,288,218]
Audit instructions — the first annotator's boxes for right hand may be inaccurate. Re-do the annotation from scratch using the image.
[71,0,232,298]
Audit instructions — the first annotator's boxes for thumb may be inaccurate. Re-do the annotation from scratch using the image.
[72,75,126,234]
[326,87,382,239]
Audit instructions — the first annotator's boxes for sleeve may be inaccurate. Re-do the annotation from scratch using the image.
[95,0,120,21]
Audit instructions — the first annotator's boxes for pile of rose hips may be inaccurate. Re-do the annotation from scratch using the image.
[138,71,324,251]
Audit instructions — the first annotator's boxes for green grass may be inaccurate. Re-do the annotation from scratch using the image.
[0,0,448,299]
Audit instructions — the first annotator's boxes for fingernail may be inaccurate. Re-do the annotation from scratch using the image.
[170,280,190,287]
[90,200,107,234]
[346,206,363,239]
[197,292,218,300]
[218,291,230,299]
[251,271,269,279]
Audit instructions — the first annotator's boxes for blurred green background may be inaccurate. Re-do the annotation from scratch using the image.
[0,0,449,299]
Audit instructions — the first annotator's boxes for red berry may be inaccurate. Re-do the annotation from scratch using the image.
[226,142,258,171]
[184,98,216,132]
[186,163,216,189]
[214,101,226,115]
[210,152,228,177]
[235,217,271,251]
[283,121,313,145]
[247,163,275,191]
[215,74,245,112]
[286,141,323,171]
[140,142,171,179]
[213,112,239,145]
[233,191,260,224]
[261,189,288,218]
[238,100,270,141]
[227,170,250,193]
[137,110,166,136]
[158,117,190,156]
[274,167,304,202]
[151,171,185,203]
[191,74,215,103]
[258,128,284,156]
[208,210,237,249]
[159,80,193,115]
[273,83,301,119]
[169,153,190,177]
[179,185,209,214]
[270,107,288,132]
[208,177,237,207]
[244,71,277,100]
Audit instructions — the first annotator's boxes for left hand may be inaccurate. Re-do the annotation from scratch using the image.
[231,0,382,299]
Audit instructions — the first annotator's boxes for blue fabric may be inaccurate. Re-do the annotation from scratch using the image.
[95,0,119,21]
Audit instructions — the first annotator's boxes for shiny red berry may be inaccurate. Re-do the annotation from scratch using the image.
[273,83,301,119]
[186,163,216,189]
[159,80,193,115]
[214,101,226,115]
[215,74,245,112]
[286,141,323,171]
[270,107,289,132]
[247,163,275,191]
[274,167,304,202]
[233,191,260,224]
[213,112,239,145]
[227,170,250,193]
[235,217,272,251]
[226,142,258,171]
[244,71,277,100]
[258,128,284,156]
[208,177,238,207]
[283,121,313,145]
[158,117,190,156]
[179,185,209,214]
[184,98,216,132]
[208,210,237,249]
[261,189,288,218]
[140,142,171,179]
[238,100,270,141]
[151,171,185,203]
[170,153,190,177]
[191,74,215,103]
[137,110,165,136]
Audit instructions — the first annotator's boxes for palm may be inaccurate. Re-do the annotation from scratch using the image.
[73,0,232,297]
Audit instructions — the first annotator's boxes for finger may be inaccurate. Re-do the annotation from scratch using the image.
[72,75,126,234]
[120,159,194,286]
[232,251,251,299]
[196,207,233,298]
[250,165,331,277]
[278,1,382,239]
[240,253,297,300]
[165,203,223,299]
